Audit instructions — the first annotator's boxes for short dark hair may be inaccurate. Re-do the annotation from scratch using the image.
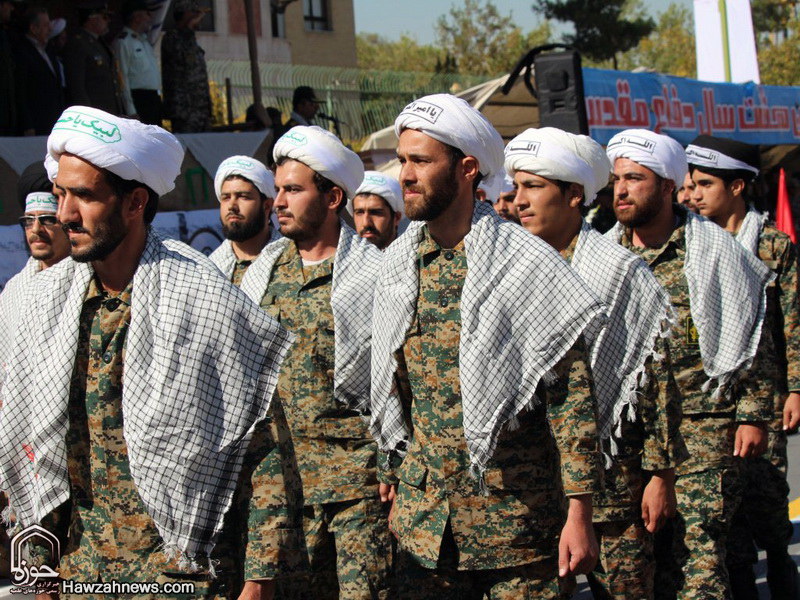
[103,169,159,224]
[223,173,267,202]
[688,164,755,186]
[443,143,484,193]
[275,156,345,213]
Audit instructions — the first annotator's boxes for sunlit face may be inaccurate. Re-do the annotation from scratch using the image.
[512,172,575,244]
[397,129,458,222]
[493,190,520,224]
[219,176,271,242]
[691,168,736,220]
[352,193,398,250]
[273,159,331,242]
[20,209,70,267]
[612,157,668,228]
[677,172,698,213]
[55,154,130,263]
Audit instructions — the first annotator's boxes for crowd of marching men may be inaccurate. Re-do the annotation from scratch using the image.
[0,96,798,600]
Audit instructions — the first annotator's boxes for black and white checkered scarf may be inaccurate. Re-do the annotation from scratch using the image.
[0,230,293,564]
[370,201,607,477]
[240,221,384,414]
[607,209,774,396]
[735,207,768,256]
[208,227,282,279]
[572,222,673,453]
[0,258,40,390]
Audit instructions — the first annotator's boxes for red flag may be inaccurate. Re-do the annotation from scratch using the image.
[776,168,797,244]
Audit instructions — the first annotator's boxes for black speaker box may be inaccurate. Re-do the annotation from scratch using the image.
[534,50,588,135]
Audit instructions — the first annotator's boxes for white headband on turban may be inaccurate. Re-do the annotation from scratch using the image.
[214,155,275,201]
[504,127,611,204]
[394,93,504,179]
[606,129,687,186]
[350,170,404,215]
[25,192,58,213]
[47,106,184,196]
[685,145,760,175]
[44,154,58,183]
[273,126,364,199]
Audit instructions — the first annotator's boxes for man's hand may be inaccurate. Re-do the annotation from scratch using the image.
[783,392,800,432]
[237,580,274,600]
[558,494,598,577]
[734,423,767,458]
[379,483,398,540]
[641,469,676,533]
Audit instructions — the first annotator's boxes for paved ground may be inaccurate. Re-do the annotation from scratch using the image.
[3,434,800,599]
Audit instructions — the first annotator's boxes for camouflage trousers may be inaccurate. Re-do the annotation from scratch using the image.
[395,525,566,600]
[587,519,654,600]
[277,496,394,600]
[726,436,798,600]
[654,466,742,600]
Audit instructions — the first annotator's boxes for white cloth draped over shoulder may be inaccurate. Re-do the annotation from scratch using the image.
[208,227,282,280]
[240,221,384,414]
[370,201,608,478]
[571,222,673,452]
[0,230,293,564]
[0,258,40,388]
[607,209,774,396]
[735,207,768,256]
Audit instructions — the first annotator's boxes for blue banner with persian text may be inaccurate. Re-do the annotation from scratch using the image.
[583,67,800,146]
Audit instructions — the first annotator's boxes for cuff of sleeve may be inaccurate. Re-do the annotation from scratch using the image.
[560,451,601,496]
[244,527,308,582]
[736,396,773,423]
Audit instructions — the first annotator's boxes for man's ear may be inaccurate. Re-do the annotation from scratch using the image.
[127,187,149,220]
[567,183,585,208]
[327,186,344,212]
[728,178,746,198]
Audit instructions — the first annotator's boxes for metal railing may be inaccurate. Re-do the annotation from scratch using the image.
[205,61,491,145]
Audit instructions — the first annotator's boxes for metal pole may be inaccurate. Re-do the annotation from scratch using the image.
[225,77,233,125]
[244,0,268,126]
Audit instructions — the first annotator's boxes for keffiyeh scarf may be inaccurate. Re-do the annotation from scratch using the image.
[0,231,293,563]
[240,221,384,413]
[607,209,773,396]
[208,226,282,279]
[571,222,673,453]
[370,201,607,477]
[735,208,768,256]
[0,258,40,388]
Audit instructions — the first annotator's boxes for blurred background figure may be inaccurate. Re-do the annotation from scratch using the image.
[285,85,320,127]
[161,0,211,132]
[493,173,520,224]
[114,0,163,125]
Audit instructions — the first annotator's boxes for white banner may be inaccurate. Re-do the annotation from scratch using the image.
[694,0,760,83]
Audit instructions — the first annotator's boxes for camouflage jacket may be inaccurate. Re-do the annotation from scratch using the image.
[620,211,773,474]
[40,277,304,594]
[261,242,382,506]
[160,27,211,126]
[390,228,601,570]
[563,235,687,521]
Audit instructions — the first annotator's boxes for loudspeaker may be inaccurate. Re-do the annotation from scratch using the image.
[534,50,588,135]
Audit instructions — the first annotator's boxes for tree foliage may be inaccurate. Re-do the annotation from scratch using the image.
[356,33,442,73]
[535,0,654,69]
[758,14,800,85]
[618,3,696,78]
[435,0,551,76]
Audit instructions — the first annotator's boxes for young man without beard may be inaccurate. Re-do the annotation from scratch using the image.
[605,129,774,600]
[505,127,686,600]
[235,125,392,599]
[370,94,606,599]
[349,170,403,250]
[0,106,301,600]
[686,134,800,599]
[209,155,280,286]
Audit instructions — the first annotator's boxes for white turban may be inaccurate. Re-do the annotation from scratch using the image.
[606,129,687,186]
[25,192,58,213]
[394,93,504,179]
[504,127,611,204]
[214,155,275,201]
[350,171,403,215]
[500,174,515,195]
[44,154,58,183]
[47,106,184,196]
[273,126,364,199]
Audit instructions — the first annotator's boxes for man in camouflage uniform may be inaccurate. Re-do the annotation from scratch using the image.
[0,107,303,599]
[370,94,606,599]
[686,135,800,599]
[209,155,280,285]
[62,2,124,115]
[236,125,391,599]
[161,0,211,133]
[606,129,774,600]
[505,127,687,600]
